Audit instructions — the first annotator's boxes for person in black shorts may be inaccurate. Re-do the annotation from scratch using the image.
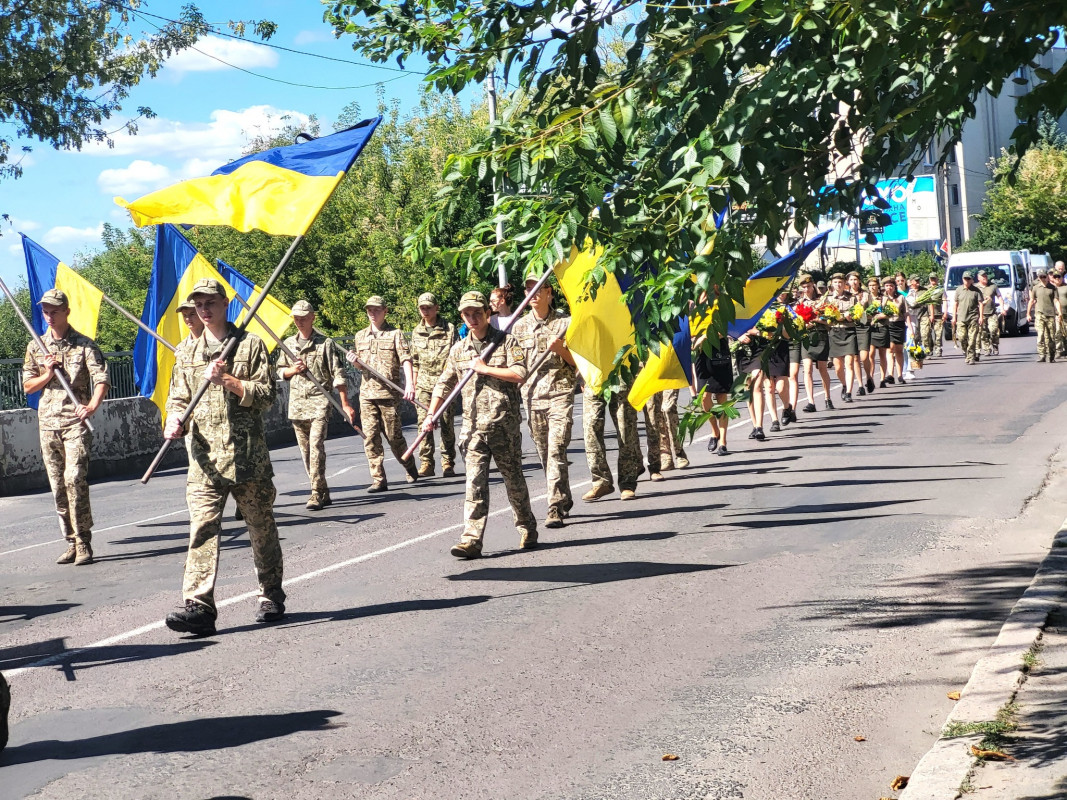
[882,275,908,383]
[849,272,876,396]
[692,331,734,455]
[869,275,892,386]
[736,324,789,441]
[794,276,832,412]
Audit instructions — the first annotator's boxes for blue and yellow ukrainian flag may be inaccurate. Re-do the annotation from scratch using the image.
[115,117,382,236]
[216,259,292,352]
[552,245,637,394]
[727,231,829,338]
[22,234,103,340]
[627,316,695,410]
[134,225,246,424]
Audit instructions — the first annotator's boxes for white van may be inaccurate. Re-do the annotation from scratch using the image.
[1026,251,1054,282]
[944,250,1031,335]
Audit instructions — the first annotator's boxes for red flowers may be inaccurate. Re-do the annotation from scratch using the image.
[793,303,816,324]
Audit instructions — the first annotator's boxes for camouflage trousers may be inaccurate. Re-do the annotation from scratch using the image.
[582,386,646,492]
[184,479,285,615]
[1036,312,1057,360]
[528,399,574,517]
[648,389,686,465]
[955,317,980,363]
[360,396,414,484]
[292,415,328,496]
[415,387,456,471]
[460,423,537,547]
[980,314,1001,354]
[1059,315,1067,356]
[918,315,941,356]
[40,425,93,544]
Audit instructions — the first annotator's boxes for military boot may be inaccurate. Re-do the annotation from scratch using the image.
[56,542,77,564]
[306,494,323,511]
[321,489,333,508]
[520,530,539,549]
[450,541,482,559]
[418,461,435,478]
[74,542,94,566]
[442,463,456,478]
[165,601,217,636]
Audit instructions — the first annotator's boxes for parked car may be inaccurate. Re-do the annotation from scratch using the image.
[943,250,1030,335]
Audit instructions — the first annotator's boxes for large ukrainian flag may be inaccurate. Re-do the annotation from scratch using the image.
[216,259,292,351]
[22,234,103,341]
[134,225,247,425]
[115,117,382,236]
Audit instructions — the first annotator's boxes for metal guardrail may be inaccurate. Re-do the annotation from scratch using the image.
[0,351,140,411]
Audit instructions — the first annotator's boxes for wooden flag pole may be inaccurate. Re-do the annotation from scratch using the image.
[344,351,430,413]
[99,293,177,353]
[0,275,95,432]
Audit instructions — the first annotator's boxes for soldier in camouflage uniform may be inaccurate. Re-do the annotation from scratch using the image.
[424,291,537,558]
[582,372,648,502]
[1027,270,1063,363]
[410,292,458,477]
[976,269,1003,356]
[1052,271,1067,358]
[952,271,983,365]
[348,296,419,492]
[513,274,576,529]
[163,278,286,636]
[276,300,353,510]
[919,272,942,358]
[22,289,110,566]
[650,389,689,471]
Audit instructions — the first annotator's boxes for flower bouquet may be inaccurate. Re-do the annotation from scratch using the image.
[906,343,928,368]
[849,303,867,324]
[819,304,843,325]
[915,286,944,306]
[882,299,900,316]
[793,303,817,326]
[756,307,787,337]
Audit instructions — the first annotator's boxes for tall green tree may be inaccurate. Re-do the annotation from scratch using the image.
[329,0,1067,377]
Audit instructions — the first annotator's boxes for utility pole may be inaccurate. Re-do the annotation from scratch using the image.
[486,70,506,288]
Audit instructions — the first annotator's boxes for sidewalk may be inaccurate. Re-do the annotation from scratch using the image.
[900,519,1067,800]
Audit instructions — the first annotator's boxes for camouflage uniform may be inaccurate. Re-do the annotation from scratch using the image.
[977,283,1001,355]
[166,324,284,615]
[1054,282,1067,357]
[583,377,648,493]
[918,283,942,357]
[276,332,347,500]
[953,283,982,365]
[411,319,458,473]
[22,328,109,547]
[433,326,536,551]
[352,323,416,485]
[513,308,576,521]
[1032,282,1059,362]
[649,389,687,468]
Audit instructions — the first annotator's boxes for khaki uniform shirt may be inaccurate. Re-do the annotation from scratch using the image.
[978,283,1000,315]
[954,285,982,321]
[276,333,347,421]
[22,327,110,431]
[822,291,855,327]
[166,324,276,486]
[882,291,907,322]
[432,327,527,433]
[352,324,411,401]
[512,309,576,409]
[411,320,458,393]
[1055,284,1067,315]
[1034,283,1058,316]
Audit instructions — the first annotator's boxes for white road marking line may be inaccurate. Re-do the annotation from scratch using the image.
[0,509,189,558]
[326,464,356,480]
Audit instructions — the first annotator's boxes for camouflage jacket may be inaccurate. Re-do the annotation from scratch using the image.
[432,327,527,433]
[352,323,411,401]
[276,332,347,421]
[22,327,110,431]
[166,324,276,486]
[512,309,576,409]
[410,319,457,393]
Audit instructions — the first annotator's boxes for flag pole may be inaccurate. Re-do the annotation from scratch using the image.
[343,351,431,413]
[402,267,554,461]
[99,292,177,353]
[227,293,366,437]
[141,234,306,483]
[0,275,94,432]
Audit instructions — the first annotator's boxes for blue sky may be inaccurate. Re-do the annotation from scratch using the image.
[0,0,452,288]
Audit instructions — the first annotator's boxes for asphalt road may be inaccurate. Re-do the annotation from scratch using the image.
[3,334,1067,800]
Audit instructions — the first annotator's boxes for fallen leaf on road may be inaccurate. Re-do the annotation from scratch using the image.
[854,736,866,742]
[662,754,679,761]
[947,691,961,701]
[970,745,1016,761]
[890,775,909,790]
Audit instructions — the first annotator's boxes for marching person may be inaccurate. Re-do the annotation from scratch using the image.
[177,298,204,352]
[795,275,832,412]
[655,390,690,471]
[824,272,858,402]
[882,275,909,381]
[975,269,1004,356]
[1026,269,1062,363]
[163,278,286,635]
[348,296,420,492]
[1051,270,1067,358]
[847,271,875,395]
[953,270,984,366]
[903,274,924,381]
[692,328,733,456]
[489,284,515,329]
[276,300,353,510]
[513,273,577,529]
[583,364,648,500]
[423,291,538,558]
[410,292,458,478]
[921,272,943,358]
[21,288,110,566]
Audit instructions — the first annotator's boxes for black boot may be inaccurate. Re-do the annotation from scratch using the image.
[165,601,217,636]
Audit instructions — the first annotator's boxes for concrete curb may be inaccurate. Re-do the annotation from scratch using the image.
[900,518,1067,800]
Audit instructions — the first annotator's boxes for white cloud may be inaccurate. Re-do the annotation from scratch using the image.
[43,224,105,252]
[2,215,40,234]
[97,160,174,196]
[294,29,335,45]
[84,105,311,164]
[165,35,279,74]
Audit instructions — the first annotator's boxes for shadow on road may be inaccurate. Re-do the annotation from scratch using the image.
[0,709,342,766]
[446,560,735,586]
[0,637,216,673]
[0,603,80,624]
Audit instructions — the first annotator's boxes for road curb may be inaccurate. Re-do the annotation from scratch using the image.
[900,517,1067,800]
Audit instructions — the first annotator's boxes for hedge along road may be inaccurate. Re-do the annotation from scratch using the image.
[2,334,1067,800]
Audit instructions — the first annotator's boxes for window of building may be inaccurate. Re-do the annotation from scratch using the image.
[947,149,957,164]
[954,227,963,247]
[950,184,960,205]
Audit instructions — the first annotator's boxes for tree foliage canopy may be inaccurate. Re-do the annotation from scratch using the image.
[329,0,1067,375]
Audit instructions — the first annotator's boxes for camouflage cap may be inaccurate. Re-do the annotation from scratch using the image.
[797,273,813,285]
[458,290,489,311]
[364,295,386,308]
[177,298,197,312]
[187,277,228,301]
[39,288,68,307]
[1037,269,1048,277]
[928,272,939,280]
[962,270,974,279]
[290,299,315,316]
[417,292,438,307]
[976,269,988,277]
[908,273,920,282]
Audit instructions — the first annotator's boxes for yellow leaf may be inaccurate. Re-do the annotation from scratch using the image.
[970,745,1016,761]
[854,735,867,742]
[890,775,909,790]
[948,691,961,701]
[662,754,679,761]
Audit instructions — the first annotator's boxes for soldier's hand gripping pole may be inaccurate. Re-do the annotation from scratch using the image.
[141,235,306,484]
[520,322,571,385]
[344,351,430,412]
[0,275,95,432]
[402,268,555,461]
[227,293,365,437]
